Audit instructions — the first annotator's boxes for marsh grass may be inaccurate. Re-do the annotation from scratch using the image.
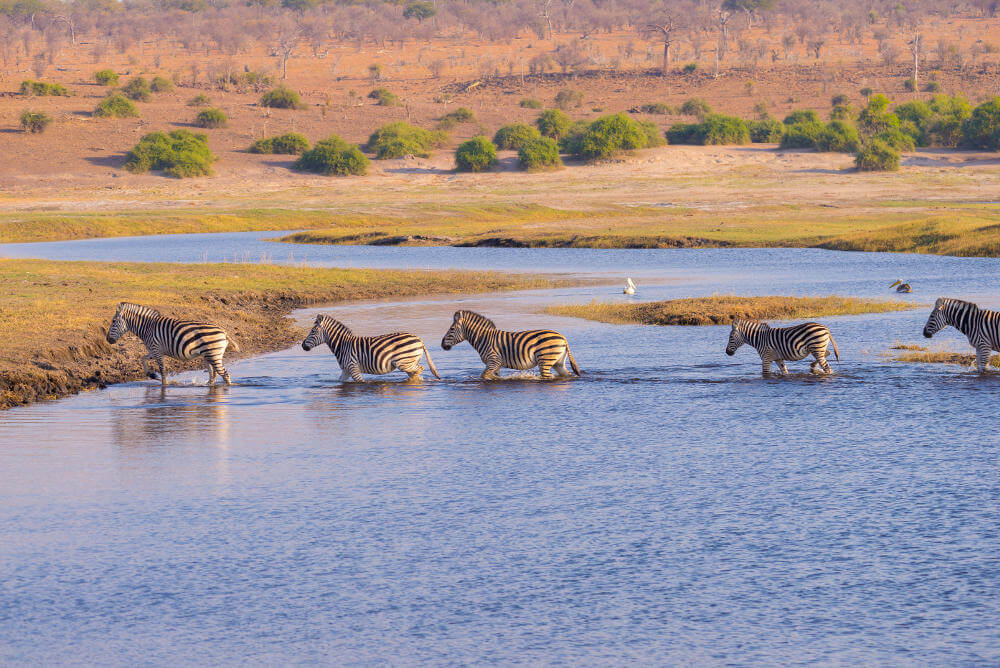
[0,258,574,408]
[889,343,1000,368]
[546,295,916,326]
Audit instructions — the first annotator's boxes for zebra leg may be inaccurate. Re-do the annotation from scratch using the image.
[205,359,217,385]
[396,358,424,381]
[553,351,571,377]
[346,358,364,382]
[976,343,991,373]
[818,354,832,374]
[141,352,158,379]
[760,351,773,376]
[157,354,167,387]
[775,360,789,375]
[538,364,553,379]
[481,350,502,380]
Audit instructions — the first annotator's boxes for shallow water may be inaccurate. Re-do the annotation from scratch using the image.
[2,238,999,664]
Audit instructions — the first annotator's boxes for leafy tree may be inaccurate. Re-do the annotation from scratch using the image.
[518,137,562,171]
[455,137,498,172]
[403,1,436,21]
[536,109,572,139]
[124,130,216,178]
[294,135,369,175]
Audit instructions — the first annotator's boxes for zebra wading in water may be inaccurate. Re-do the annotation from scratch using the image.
[726,319,840,375]
[441,310,580,379]
[106,302,239,386]
[923,297,1000,372]
[301,314,440,381]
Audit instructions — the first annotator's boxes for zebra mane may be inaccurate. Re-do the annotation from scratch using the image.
[733,318,768,330]
[938,297,979,311]
[316,314,354,336]
[456,310,497,330]
[119,302,161,318]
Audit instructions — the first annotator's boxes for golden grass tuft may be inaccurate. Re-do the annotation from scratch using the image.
[545,295,916,326]
[889,342,1000,368]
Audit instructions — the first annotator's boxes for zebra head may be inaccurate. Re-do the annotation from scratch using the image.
[106,302,137,344]
[302,314,352,351]
[441,311,466,350]
[726,319,765,356]
[923,298,951,338]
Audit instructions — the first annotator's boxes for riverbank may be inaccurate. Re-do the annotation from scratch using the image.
[0,258,577,409]
[889,343,1000,369]
[546,296,916,326]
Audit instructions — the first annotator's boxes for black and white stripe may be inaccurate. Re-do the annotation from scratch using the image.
[441,310,580,379]
[301,314,440,381]
[923,297,1000,372]
[726,319,839,375]
[107,302,238,385]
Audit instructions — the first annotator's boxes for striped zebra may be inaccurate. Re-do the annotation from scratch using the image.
[726,319,840,375]
[106,302,239,386]
[923,297,1000,372]
[441,310,580,379]
[301,314,440,381]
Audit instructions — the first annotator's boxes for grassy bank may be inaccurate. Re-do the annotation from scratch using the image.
[889,343,1000,369]
[546,295,916,326]
[0,258,574,408]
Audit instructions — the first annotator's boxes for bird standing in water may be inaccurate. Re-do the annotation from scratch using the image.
[890,280,912,293]
[624,277,637,295]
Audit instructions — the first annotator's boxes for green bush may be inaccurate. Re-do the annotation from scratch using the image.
[874,126,916,151]
[574,113,652,160]
[94,93,139,118]
[860,87,874,98]
[454,136,498,172]
[920,94,971,146]
[436,107,476,130]
[780,121,825,148]
[697,114,750,145]
[187,94,212,107]
[640,102,674,115]
[365,121,447,159]
[517,137,562,171]
[122,76,152,102]
[814,120,860,152]
[680,98,711,118]
[855,139,900,171]
[903,78,917,92]
[260,86,306,109]
[682,63,697,73]
[195,107,228,128]
[368,87,400,106]
[960,97,1000,150]
[493,123,542,150]
[93,69,119,86]
[783,109,820,125]
[217,70,274,93]
[925,81,942,93]
[536,108,572,139]
[749,118,785,143]
[19,110,52,133]
[857,94,900,136]
[248,133,310,155]
[554,88,584,110]
[831,94,850,106]
[150,76,174,93]
[665,122,699,144]
[124,129,216,178]
[520,97,543,109]
[294,135,369,176]
[639,120,665,147]
[19,80,69,97]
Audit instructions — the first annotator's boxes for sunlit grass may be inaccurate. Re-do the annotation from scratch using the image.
[889,342,1000,368]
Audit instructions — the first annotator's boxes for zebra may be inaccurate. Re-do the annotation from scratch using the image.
[923,297,1000,373]
[725,319,840,375]
[106,302,239,386]
[301,314,440,381]
[441,310,580,379]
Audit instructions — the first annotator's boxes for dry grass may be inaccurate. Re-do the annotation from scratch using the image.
[0,258,575,408]
[889,342,1000,368]
[546,295,916,326]
[818,215,1000,257]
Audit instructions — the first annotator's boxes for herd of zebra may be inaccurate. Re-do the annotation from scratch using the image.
[106,297,1000,385]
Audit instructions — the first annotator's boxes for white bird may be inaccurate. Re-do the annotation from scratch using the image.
[624,277,637,295]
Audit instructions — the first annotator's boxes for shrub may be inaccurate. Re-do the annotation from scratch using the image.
[830,103,854,121]
[855,139,900,171]
[554,88,584,110]
[903,78,917,92]
[697,114,750,145]
[294,135,369,175]
[749,118,785,143]
[124,129,216,178]
[493,123,542,150]
[574,113,652,160]
[639,120,665,147]
[365,121,447,159]
[195,107,228,128]
[187,94,212,107]
[783,109,820,125]
[19,110,51,133]
[454,136,498,172]
[918,94,972,147]
[780,121,824,148]
[860,87,874,98]
[437,107,476,130]
[122,77,151,102]
[831,94,850,106]
[857,94,900,136]
[680,98,712,118]
[19,80,69,96]
[814,120,860,152]
[535,108,572,139]
[665,122,699,144]
[682,63,698,73]
[94,93,139,118]
[520,97,543,109]
[640,102,674,115]
[217,70,274,93]
[558,120,591,154]
[260,86,306,109]
[94,70,119,86]
[517,137,562,171]
[368,87,400,106]
[150,76,174,93]
[874,126,916,151]
[960,97,1000,150]
[925,81,942,93]
[248,133,310,155]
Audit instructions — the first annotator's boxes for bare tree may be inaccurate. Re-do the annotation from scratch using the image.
[643,8,686,74]
[908,33,921,89]
[271,18,302,80]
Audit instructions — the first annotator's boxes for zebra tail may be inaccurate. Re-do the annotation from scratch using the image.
[829,333,840,363]
[567,347,581,376]
[227,334,241,353]
[422,344,441,379]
